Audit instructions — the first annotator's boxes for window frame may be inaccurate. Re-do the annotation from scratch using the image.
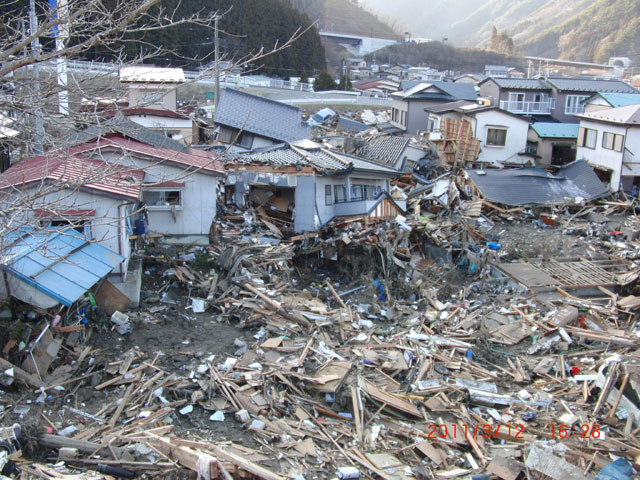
[602,131,624,152]
[333,184,346,204]
[565,95,590,115]
[325,184,332,205]
[143,188,184,210]
[486,127,507,147]
[578,127,597,149]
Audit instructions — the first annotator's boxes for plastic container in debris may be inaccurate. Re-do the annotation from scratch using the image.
[486,242,502,250]
[134,217,146,235]
[337,466,360,479]
[110,311,132,335]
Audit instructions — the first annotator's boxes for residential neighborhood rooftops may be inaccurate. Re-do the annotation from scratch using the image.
[226,141,400,175]
[530,122,580,138]
[586,92,640,108]
[545,77,638,93]
[214,88,310,143]
[577,104,640,125]
[479,78,550,90]
[0,152,144,200]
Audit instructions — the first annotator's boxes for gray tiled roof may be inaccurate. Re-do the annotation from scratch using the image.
[401,81,478,101]
[354,134,411,166]
[338,116,371,133]
[424,100,476,113]
[545,77,638,93]
[226,142,400,175]
[466,160,608,206]
[483,78,550,90]
[64,113,190,153]
[214,88,310,143]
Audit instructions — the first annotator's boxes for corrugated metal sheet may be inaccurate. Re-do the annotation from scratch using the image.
[1,231,124,306]
[546,77,638,94]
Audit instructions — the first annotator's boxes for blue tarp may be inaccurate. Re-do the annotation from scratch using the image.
[1,231,124,306]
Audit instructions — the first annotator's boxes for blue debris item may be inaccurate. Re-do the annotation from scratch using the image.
[379,283,386,301]
[486,242,502,251]
[1,230,124,307]
[466,350,473,359]
[134,217,146,235]
[595,458,634,480]
[325,392,336,404]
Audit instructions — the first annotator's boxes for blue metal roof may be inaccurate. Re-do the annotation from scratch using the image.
[530,122,579,139]
[595,93,640,108]
[1,231,124,306]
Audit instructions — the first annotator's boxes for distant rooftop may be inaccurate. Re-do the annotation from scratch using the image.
[481,77,550,90]
[578,104,640,125]
[545,77,638,94]
[587,92,640,108]
[120,66,185,83]
[214,88,310,143]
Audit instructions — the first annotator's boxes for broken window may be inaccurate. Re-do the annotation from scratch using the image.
[486,128,507,147]
[325,185,332,205]
[602,132,624,152]
[143,189,183,209]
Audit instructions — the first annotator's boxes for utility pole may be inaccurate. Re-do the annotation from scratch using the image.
[214,15,220,109]
[54,0,69,115]
[29,0,43,153]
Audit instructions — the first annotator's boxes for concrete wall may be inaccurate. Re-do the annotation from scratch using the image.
[576,119,636,191]
[468,110,530,165]
[93,151,218,238]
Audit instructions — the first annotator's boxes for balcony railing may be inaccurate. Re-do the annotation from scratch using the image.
[499,99,555,114]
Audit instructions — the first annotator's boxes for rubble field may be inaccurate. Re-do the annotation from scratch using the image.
[2,192,640,480]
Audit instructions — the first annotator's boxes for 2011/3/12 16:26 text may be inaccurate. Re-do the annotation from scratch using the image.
[424,423,603,440]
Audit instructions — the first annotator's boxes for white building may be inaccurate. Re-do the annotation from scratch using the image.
[576,105,640,192]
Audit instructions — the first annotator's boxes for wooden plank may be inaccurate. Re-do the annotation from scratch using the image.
[364,381,421,417]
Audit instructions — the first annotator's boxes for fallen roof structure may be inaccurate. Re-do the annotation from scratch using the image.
[0,231,124,308]
[465,160,609,206]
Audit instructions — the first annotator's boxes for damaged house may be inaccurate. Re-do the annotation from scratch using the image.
[0,153,144,307]
[214,88,310,149]
[224,140,403,233]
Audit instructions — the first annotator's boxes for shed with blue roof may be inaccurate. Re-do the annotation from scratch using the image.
[528,122,579,167]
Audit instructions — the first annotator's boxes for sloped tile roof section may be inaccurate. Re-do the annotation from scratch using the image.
[577,104,640,125]
[355,134,411,166]
[67,113,191,153]
[466,160,608,206]
[482,78,550,90]
[214,88,310,143]
[530,122,580,138]
[1,231,124,306]
[399,82,478,101]
[72,135,225,175]
[545,77,638,93]
[226,142,401,175]
[0,152,144,200]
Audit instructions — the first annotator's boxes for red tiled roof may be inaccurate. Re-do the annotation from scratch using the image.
[70,135,224,175]
[0,153,144,200]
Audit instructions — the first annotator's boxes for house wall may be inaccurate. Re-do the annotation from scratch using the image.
[128,84,178,111]
[467,110,530,165]
[93,151,219,238]
[552,91,587,123]
[527,129,552,166]
[217,126,277,149]
[478,80,502,106]
[126,115,196,145]
[575,119,637,191]
[584,97,613,113]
